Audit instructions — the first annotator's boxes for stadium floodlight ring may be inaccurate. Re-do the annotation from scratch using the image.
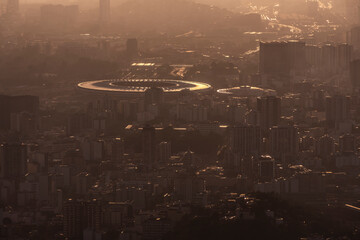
[78,79,211,95]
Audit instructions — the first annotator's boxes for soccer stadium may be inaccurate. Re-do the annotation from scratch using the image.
[77,79,212,97]
[217,86,276,98]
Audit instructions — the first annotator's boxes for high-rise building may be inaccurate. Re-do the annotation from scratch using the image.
[349,26,360,52]
[299,136,315,152]
[10,111,38,136]
[142,218,172,240]
[306,45,322,73]
[99,0,110,23]
[174,173,205,203]
[0,95,39,130]
[316,135,335,159]
[157,142,171,162]
[229,125,262,157]
[63,199,84,240]
[83,200,102,233]
[81,139,104,162]
[350,59,360,91]
[269,126,299,162]
[321,44,337,75]
[260,41,289,76]
[126,38,138,57]
[109,138,124,162]
[74,172,90,196]
[176,103,208,122]
[142,125,156,168]
[257,96,281,130]
[63,199,102,240]
[67,113,91,136]
[325,95,351,128]
[144,87,164,109]
[182,149,194,167]
[259,40,306,76]
[312,90,326,111]
[310,44,352,76]
[339,134,356,153]
[337,44,352,71]
[258,155,275,183]
[0,143,27,179]
[102,202,133,227]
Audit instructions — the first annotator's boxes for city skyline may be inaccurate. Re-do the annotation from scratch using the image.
[0,0,360,239]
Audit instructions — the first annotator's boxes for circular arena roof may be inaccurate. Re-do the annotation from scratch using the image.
[78,79,212,95]
[217,86,276,97]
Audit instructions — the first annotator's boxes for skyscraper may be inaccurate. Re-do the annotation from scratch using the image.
[350,60,360,91]
[84,200,102,233]
[259,40,306,76]
[126,38,139,58]
[339,134,356,153]
[145,87,164,108]
[109,138,125,162]
[258,155,275,183]
[0,95,39,130]
[99,0,110,24]
[257,96,281,130]
[142,125,156,169]
[63,199,102,240]
[63,199,84,240]
[230,125,262,157]
[158,142,171,162]
[325,95,351,128]
[316,135,335,159]
[349,26,360,51]
[81,139,104,162]
[0,143,27,179]
[312,90,326,111]
[269,126,299,163]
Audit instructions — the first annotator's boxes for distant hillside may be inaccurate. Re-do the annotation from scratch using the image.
[193,0,245,11]
[114,0,263,34]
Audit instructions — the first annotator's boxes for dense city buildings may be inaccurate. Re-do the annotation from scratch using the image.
[256,96,281,130]
[0,0,360,239]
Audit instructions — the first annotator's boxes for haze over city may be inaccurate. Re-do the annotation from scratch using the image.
[1,0,360,239]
